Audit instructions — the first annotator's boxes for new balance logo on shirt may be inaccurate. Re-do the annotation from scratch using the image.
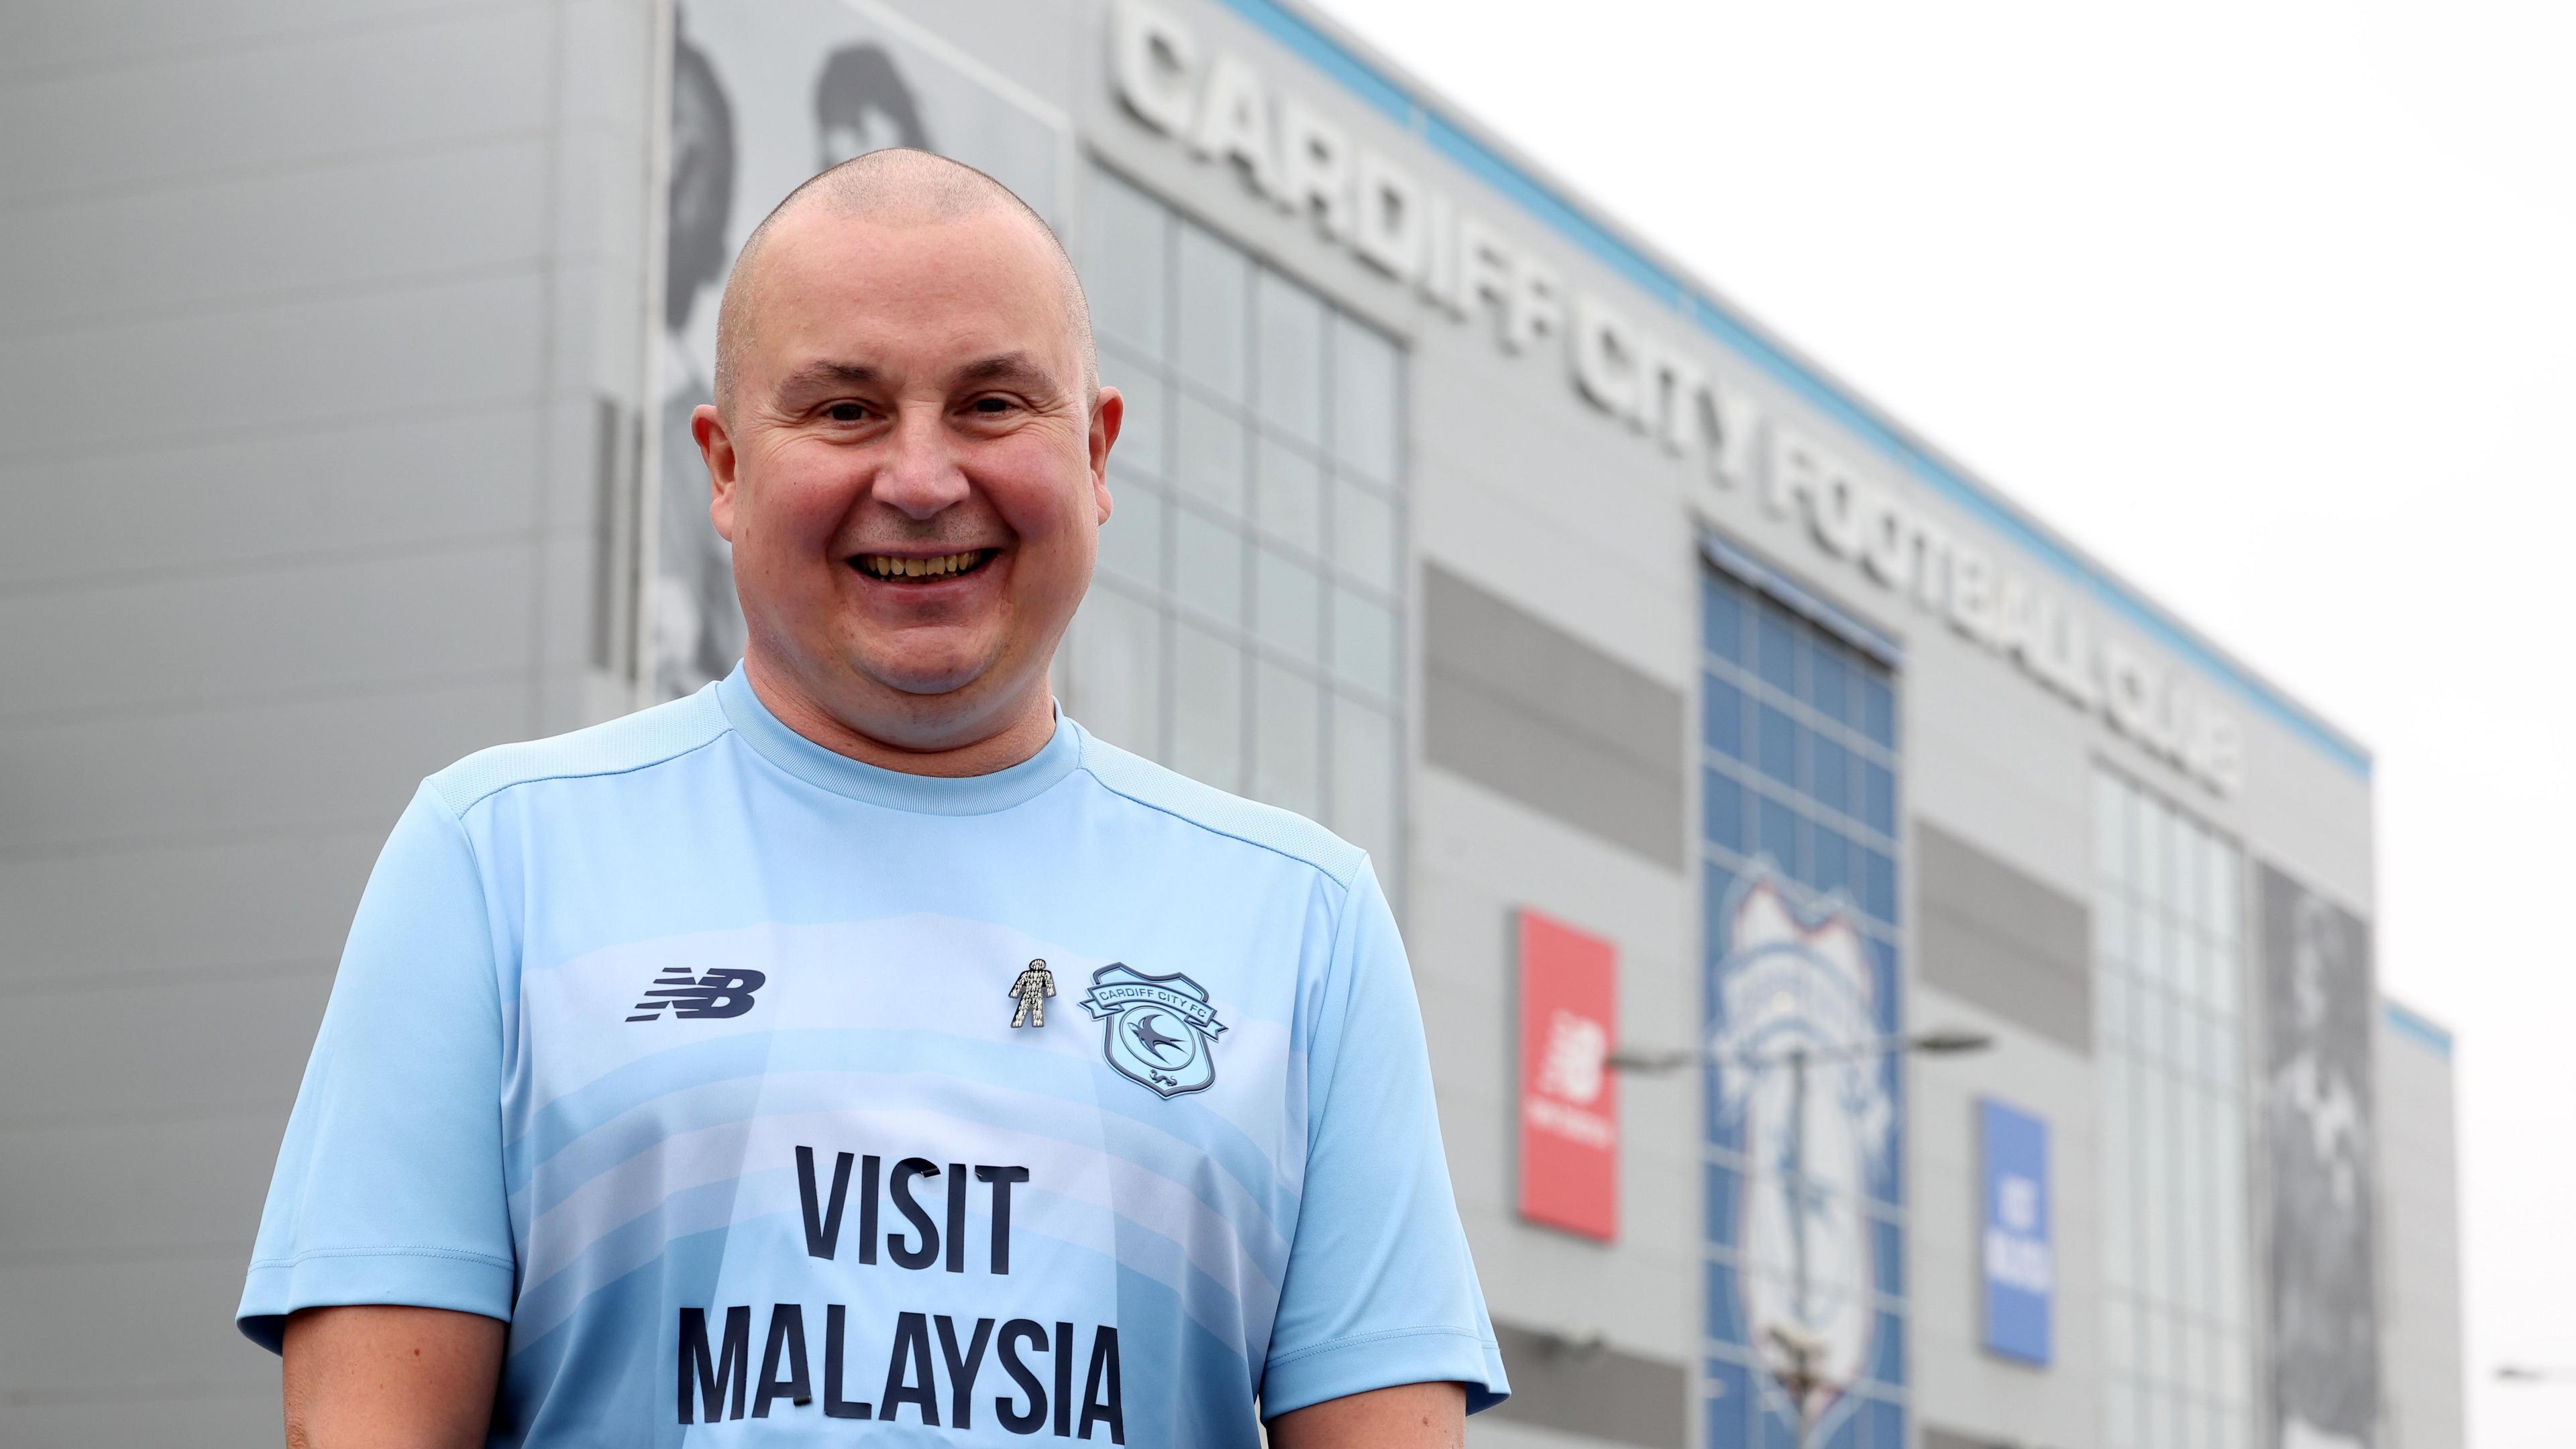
[627,969,768,1022]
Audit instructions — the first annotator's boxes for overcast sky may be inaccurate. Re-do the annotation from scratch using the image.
[1298,0,2576,1442]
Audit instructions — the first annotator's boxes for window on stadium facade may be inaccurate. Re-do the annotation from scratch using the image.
[2094,769,2253,1449]
[1699,566,1907,1449]
[1064,167,1408,891]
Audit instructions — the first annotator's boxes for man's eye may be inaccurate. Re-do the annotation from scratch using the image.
[970,396,1014,415]
[825,402,867,423]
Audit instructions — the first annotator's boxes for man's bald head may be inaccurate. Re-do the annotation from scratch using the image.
[712,148,1095,415]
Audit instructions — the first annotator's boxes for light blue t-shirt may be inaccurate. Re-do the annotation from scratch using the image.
[239,669,1507,1446]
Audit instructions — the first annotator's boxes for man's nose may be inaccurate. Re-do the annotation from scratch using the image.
[871,408,971,520]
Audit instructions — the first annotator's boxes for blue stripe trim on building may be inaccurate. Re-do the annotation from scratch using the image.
[1213,0,2371,781]
[2382,999,2454,1058]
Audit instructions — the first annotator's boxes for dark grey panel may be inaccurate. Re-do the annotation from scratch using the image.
[1923,1428,2012,1449]
[2260,865,2379,1449]
[1915,822,2092,1052]
[1486,1322,1688,1448]
[1422,566,1684,867]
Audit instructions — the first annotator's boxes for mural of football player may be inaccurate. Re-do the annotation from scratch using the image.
[2263,869,2380,1449]
[814,42,928,170]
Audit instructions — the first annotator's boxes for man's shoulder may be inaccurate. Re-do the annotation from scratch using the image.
[423,687,733,819]
[1068,724,1368,892]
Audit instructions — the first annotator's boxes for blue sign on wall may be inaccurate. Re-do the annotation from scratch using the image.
[1980,1098,2053,1366]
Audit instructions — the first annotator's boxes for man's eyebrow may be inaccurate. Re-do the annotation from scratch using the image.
[954,352,1063,390]
[772,360,880,395]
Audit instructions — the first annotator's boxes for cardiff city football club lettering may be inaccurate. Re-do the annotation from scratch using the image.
[1709,870,1894,1440]
[676,1146,1124,1440]
[1110,0,2245,796]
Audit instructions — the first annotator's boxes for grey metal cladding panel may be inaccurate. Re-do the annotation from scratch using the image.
[6,0,496,76]
[1923,1428,2011,1449]
[0,679,527,853]
[1,827,378,989]
[1,1113,282,1259]
[0,542,537,722]
[0,402,546,590]
[0,969,329,1128]
[0,1253,279,1398]
[0,5,554,202]
[1486,1322,1688,1448]
[1916,821,2092,1053]
[5,1391,276,1449]
[0,136,550,331]
[1424,566,1685,867]
[0,271,548,458]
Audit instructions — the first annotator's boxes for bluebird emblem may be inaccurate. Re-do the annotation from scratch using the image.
[1080,963,1226,1097]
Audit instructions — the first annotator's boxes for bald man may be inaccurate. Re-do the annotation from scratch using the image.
[239,150,1507,1448]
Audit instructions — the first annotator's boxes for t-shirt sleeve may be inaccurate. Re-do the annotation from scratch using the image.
[1260,859,1510,1417]
[236,782,516,1352]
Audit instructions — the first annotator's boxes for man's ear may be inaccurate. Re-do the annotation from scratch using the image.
[693,404,740,542]
[1087,386,1124,525]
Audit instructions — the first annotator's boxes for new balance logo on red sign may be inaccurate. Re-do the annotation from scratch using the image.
[627,969,767,1022]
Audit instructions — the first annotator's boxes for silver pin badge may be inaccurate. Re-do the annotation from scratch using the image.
[1007,959,1057,1029]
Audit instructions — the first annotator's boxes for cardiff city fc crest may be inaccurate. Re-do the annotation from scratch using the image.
[1710,868,1895,1436]
[1080,964,1226,1098]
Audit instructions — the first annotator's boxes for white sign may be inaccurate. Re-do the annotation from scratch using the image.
[1108,0,2245,795]
[1529,1010,1615,1150]
[1985,1175,2053,1293]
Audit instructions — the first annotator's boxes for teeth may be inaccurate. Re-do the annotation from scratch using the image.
[861,550,983,579]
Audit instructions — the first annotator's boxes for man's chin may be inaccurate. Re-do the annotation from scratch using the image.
[751,629,1037,751]
[849,649,1002,706]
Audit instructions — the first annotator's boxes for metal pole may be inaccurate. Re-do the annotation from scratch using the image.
[1600,1032,1988,1448]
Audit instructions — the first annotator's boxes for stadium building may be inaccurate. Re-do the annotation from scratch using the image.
[1,1,2463,1446]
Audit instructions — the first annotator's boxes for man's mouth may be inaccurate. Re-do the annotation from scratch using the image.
[850,548,998,582]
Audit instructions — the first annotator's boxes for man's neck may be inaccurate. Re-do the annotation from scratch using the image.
[740,655,1057,779]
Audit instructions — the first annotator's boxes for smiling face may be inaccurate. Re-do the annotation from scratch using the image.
[693,201,1120,759]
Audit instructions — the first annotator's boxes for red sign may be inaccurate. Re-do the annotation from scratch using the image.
[1517,908,1619,1242]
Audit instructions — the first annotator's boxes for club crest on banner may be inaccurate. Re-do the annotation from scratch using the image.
[1081,963,1226,1098]
[1709,867,1896,1433]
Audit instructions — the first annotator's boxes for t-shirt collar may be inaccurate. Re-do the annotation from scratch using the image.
[715,664,1080,815]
